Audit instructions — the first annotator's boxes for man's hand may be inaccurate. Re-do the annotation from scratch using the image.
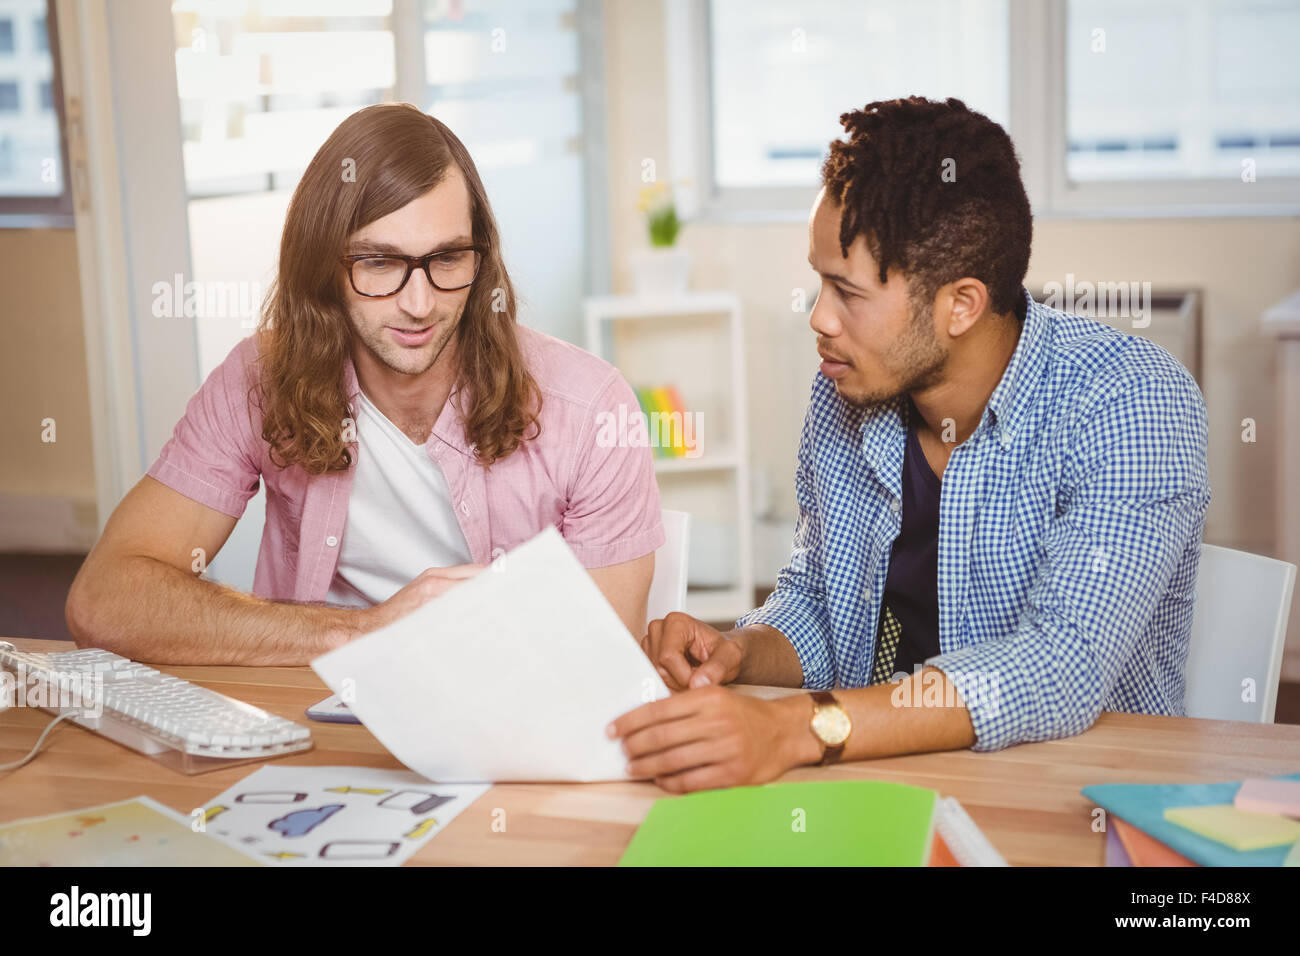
[639,612,744,691]
[609,686,820,793]
[359,563,487,635]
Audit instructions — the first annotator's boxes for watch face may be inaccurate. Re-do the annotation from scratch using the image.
[812,704,851,746]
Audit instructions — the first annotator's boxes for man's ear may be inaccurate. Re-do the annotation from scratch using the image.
[943,278,992,337]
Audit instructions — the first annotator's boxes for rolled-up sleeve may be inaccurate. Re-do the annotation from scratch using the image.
[146,337,262,518]
[561,371,665,568]
[734,399,835,688]
[929,372,1211,751]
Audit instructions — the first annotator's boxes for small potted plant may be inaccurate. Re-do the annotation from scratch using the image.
[630,180,690,295]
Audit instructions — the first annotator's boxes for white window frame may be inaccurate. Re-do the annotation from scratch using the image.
[670,0,1300,222]
[0,0,73,227]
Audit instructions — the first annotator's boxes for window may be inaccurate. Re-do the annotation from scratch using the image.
[709,0,1009,191]
[1066,0,1300,183]
[416,0,592,342]
[171,0,396,198]
[683,0,1300,218]
[0,0,68,221]
[170,0,601,369]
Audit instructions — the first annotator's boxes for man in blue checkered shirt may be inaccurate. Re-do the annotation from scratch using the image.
[612,97,1211,794]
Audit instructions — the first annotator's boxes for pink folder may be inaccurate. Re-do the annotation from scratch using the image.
[1234,778,1300,819]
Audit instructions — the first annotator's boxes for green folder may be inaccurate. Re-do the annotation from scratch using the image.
[618,780,937,866]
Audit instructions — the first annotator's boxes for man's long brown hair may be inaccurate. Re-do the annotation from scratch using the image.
[256,103,540,474]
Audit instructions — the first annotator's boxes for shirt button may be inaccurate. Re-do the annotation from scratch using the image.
[459,502,470,516]
[326,535,338,547]
[890,498,901,514]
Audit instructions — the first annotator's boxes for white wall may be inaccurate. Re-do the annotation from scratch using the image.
[0,227,98,550]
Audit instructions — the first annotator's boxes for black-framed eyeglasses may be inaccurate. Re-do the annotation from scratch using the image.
[340,247,482,297]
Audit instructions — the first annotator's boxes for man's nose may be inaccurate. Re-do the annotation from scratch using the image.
[809,293,841,339]
[397,264,435,317]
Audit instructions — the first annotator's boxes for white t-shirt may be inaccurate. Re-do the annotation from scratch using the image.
[325,388,473,607]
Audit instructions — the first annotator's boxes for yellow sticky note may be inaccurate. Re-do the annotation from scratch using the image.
[1164,804,1300,852]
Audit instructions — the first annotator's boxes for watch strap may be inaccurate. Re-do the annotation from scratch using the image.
[810,690,846,766]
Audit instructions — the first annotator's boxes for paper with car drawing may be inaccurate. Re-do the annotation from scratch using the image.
[199,765,489,866]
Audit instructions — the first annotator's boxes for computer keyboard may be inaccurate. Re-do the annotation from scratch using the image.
[0,643,312,774]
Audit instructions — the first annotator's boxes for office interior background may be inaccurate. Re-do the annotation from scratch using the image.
[1,0,1297,718]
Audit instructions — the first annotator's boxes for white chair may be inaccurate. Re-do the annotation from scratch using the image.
[1184,543,1296,722]
[646,509,691,625]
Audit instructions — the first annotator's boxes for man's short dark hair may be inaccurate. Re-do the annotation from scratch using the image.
[820,96,1032,319]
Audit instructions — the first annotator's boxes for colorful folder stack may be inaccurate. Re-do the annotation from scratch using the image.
[1084,772,1300,867]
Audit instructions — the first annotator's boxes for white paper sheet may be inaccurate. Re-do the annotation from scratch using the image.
[311,526,671,782]
[199,765,489,866]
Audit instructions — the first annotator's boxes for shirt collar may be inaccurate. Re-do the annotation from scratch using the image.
[343,350,473,458]
[854,394,907,498]
[854,286,1049,470]
[980,287,1050,441]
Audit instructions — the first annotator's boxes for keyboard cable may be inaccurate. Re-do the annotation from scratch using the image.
[0,641,80,772]
[0,711,79,772]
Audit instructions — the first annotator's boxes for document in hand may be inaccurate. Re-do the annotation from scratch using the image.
[311,526,671,782]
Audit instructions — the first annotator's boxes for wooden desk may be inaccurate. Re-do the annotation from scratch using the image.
[3,637,1299,866]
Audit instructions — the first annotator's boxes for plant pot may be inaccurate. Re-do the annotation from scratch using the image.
[630,246,691,296]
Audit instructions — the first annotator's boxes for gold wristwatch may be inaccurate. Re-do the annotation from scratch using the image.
[808,690,852,765]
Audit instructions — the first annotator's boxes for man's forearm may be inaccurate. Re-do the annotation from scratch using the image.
[727,623,805,687]
[776,667,978,768]
[68,554,369,666]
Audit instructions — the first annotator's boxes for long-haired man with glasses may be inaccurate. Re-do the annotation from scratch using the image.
[66,104,664,665]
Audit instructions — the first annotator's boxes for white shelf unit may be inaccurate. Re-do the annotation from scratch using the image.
[584,292,755,624]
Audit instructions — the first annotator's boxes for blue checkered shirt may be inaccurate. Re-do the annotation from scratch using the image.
[735,291,1211,751]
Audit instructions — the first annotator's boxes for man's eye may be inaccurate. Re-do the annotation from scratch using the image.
[836,285,858,301]
[430,250,473,268]
[358,257,402,273]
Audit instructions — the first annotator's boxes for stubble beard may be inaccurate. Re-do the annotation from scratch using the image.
[838,297,946,408]
[353,306,462,377]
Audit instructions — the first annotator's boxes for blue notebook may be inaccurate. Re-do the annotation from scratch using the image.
[1082,773,1300,867]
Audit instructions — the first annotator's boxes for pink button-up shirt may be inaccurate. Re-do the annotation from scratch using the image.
[147,325,664,603]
